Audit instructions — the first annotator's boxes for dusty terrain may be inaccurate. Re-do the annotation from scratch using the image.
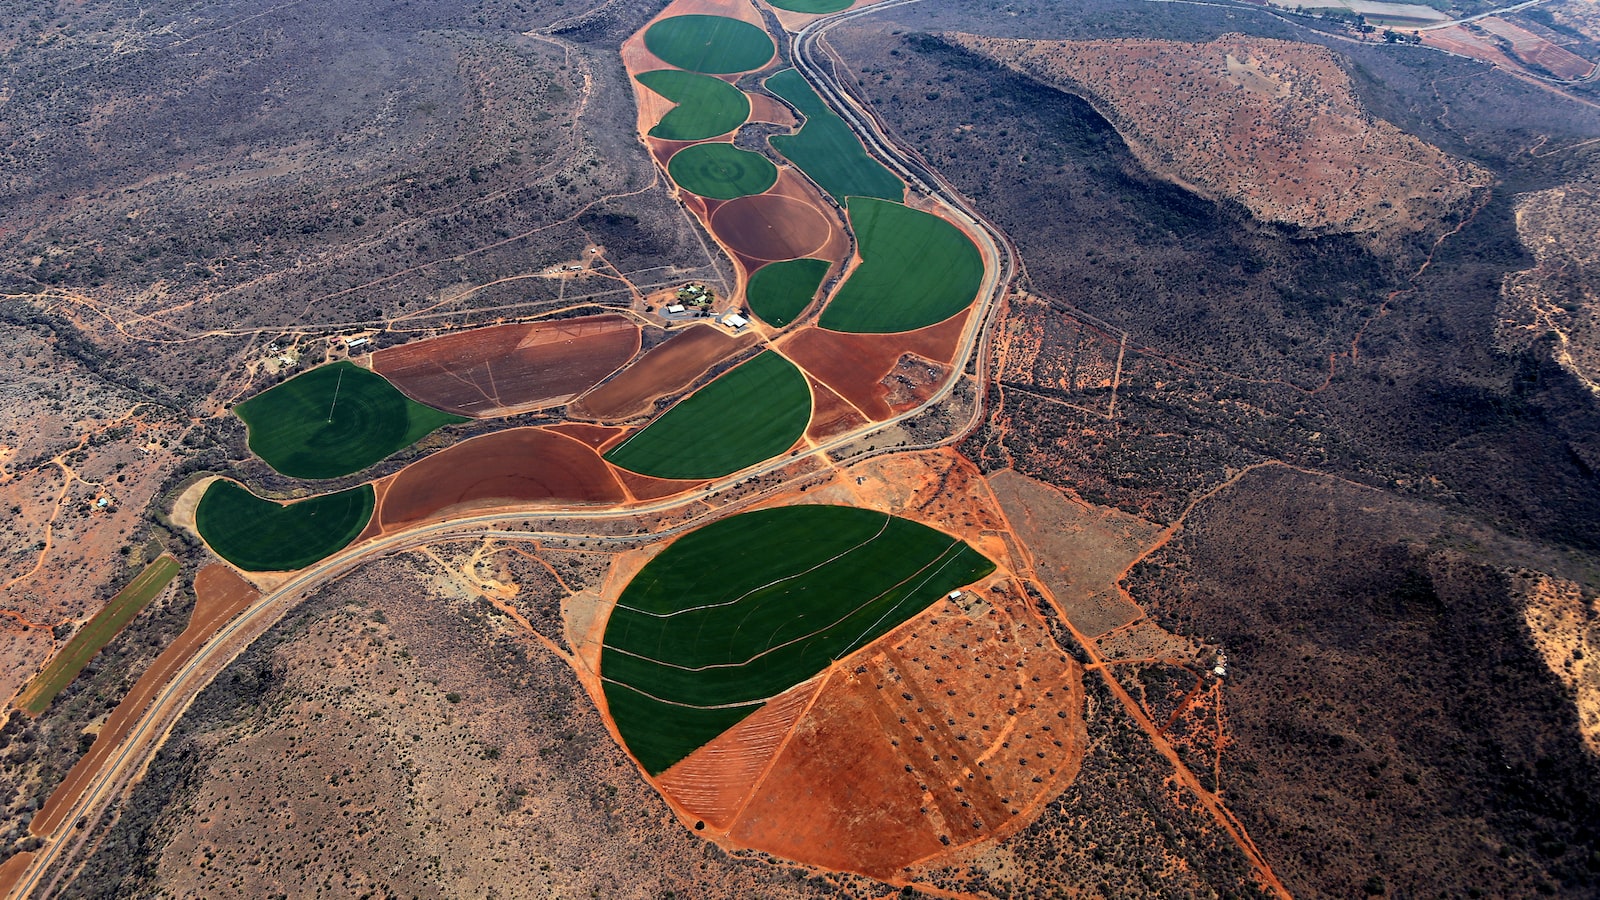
[778,314,968,421]
[953,33,1491,241]
[1499,181,1600,396]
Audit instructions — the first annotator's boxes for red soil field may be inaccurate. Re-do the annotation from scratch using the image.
[1476,17,1597,79]
[614,467,705,502]
[747,92,797,127]
[546,421,630,451]
[778,312,968,421]
[377,429,626,530]
[0,851,33,898]
[710,193,833,262]
[657,596,1086,880]
[31,565,260,838]
[370,315,640,417]
[569,324,758,421]
[805,376,872,442]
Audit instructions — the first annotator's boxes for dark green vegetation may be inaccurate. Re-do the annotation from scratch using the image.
[235,362,464,480]
[636,69,751,141]
[601,505,997,773]
[767,0,853,11]
[196,481,374,572]
[766,68,904,203]
[602,351,811,479]
[15,556,181,715]
[746,258,830,326]
[667,143,778,199]
[819,197,984,332]
[643,15,775,75]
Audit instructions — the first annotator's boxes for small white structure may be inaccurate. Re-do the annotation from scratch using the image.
[947,590,963,600]
[345,337,369,349]
[665,303,686,314]
[722,313,749,330]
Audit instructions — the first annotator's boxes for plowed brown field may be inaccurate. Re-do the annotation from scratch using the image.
[615,468,704,502]
[31,565,260,838]
[711,194,832,262]
[370,315,640,417]
[656,596,1085,880]
[569,324,757,421]
[546,421,629,451]
[805,376,872,442]
[377,429,626,530]
[779,312,968,420]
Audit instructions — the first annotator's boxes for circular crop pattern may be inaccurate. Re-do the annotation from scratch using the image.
[196,480,374,572]
[668,143,778,199]
[644,15,775,75]
[709,193,832,261]
[600,505,996,773]
[766,0,853,13]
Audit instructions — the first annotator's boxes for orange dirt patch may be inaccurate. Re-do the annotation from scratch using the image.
[0,851,33,898]
[654,679,820,831]
[747,91,797,127]
[377,429,626,530]
[881,354,952,414]
[546,421,630,452]
[570,324,758,421]
[1476,16,1597,79]
[614,467,704,503]
[779,312,968,421]
[618,0,771,79]
[370,315,640,417]
[804,376,872,443]
[710,193,832,263]
[666,596,1086,881]
[31,565,260,838]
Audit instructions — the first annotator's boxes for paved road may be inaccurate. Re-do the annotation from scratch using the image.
[10,3,1020,896]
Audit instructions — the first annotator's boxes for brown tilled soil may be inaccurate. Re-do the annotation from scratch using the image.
[31,565,258,838]
[778,313,968,421]
[545,421,630,451]
[569,324,758,421]
[716,597,1086,880]
[954,32,1490,239]
[370,315,640,417]
[376,428,627,530]
[613,468,704,503]
[804,376,872,443]
[1476,17,1596,79]
[710,193,833,262]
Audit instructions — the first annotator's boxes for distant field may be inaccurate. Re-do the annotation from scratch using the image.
[603,350,810,479]
[15,556,180,715]
[637,69,751,141]
[767,0,853,11]
[766,68,903,203]
[235,361,464,480]
[746,258,830,326]
[601,505,996,773]
[819,197,984,333]
[196,481,374,572]
[668,143,778,199]
[644,15,775,75]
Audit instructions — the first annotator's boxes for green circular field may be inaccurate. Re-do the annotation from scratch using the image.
[644,15,775,75]
[766,0,853,13]
[667,143,778,199]
[818,197,984,333]
[603,350,810,480]
[601,505,996,773]
[746,257,829,326]
[637,69,750,141]
[234,362,465,480]
[196,480,374,572]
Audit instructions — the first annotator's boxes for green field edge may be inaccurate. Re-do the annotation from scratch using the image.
[196,480,375,573]
[16,556,181,715]
[637,69,752,141]
[817,196,985,333]
[765,68,904,204]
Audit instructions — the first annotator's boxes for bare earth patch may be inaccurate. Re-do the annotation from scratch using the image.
[1510,568,1600,756]
[952,32,1490,240]
[1498,183,1600,396]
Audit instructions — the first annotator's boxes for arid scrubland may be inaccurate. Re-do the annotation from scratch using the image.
[1499,182,1600,395]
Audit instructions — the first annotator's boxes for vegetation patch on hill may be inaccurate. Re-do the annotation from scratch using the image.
[601,505,996,773]
[820,198,983,333]
[644,15,775,75]
[637,69,751,141]
[602,350,810,479]
[746,258,830,327]
[235,362,464,480]
[766,68,904,203]
[667,143,779,199]
[196,481,375,572]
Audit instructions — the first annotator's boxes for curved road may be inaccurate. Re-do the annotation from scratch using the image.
[13,2,1020,896]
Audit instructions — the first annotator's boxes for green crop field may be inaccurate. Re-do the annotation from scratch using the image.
[196,481,375,572]
[603,350,810,480]
[667,143,778,199]
[819,197,985,333]
[637,69,750,141]
[746,258,829,326]
[644,15,774,75]
[235,361,464,480]
[767,0,853,11]
[15,555,181,715]
[766,68,903,203]
[601,505,996,773]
